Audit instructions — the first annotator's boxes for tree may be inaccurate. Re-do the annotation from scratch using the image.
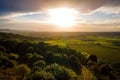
[17,40,33,55]
[0,51,9,68]
[45,64,77,80]
[7,60,17,68]
[88,54,98,62]
[31,71,54,80]
[33,60,46,68]
[8,53,19,60]
[44,51,54,64]
[69,55,82,74]
[27,53,43,67]
[0,46,6,52]
[15,64,30,80]
[31,66,41,73]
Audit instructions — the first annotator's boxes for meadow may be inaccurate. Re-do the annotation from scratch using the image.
[42,32,120,63]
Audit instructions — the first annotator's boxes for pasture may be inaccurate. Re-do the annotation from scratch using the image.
[44,33,120,63]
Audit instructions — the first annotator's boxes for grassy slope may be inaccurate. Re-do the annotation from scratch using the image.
[69,43,120,63]
[45,37,120,63]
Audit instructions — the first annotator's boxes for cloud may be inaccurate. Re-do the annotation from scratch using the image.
[0,18,11,22]
[0,0,120,17]
[0,0,43,16]
[0,0,120,32]
[86,0,120,14]
[105,0,120,7]
[94,5,120,15]
[92,0,120,14]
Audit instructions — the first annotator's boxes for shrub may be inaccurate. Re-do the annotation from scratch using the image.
[33,60,46,68]
[8,53,19,60]
[45,64,77,80]
[15,64,30,80]
[31,71,54,80]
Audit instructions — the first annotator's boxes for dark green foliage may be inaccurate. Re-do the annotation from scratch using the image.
[88,54,98,62]
[0,39,19,53]
[0,52,9,68]
[15,64,31,80]
[44,51,54,64]
[7,60,17,68]
[45,64,77,80]
[0,51,18,69]
[17,40,34,54]
[75,52,86,64]
[33,60,46,68]
[111,63,120,79]
[34,42,48,54]
[69,55,82,74]
[31,71,54,80]
[0,46,6,52]
[31,66,41,73]
[96,64,116,80]
[27,53,43,67]
[8,53,19,60]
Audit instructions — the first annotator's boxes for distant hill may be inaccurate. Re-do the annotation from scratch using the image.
[0,29,34,35]
[0,29,13,32]
[0,29,120,39]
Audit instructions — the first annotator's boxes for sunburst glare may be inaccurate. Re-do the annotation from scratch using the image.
[48,7,78,28]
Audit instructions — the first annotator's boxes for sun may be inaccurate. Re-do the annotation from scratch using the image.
[48,7,78,28]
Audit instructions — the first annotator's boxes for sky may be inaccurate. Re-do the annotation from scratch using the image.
[0,0,120,32]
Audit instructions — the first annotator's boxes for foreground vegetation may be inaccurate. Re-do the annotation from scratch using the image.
[0,32,120,80]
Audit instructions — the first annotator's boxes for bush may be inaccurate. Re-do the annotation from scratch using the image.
[69,55,82,74]
[88,54,98,62]
[31,71,54,80]
[7,60,17,68]
[0,46,6,52]
[15,64,30,80]
[33,60,46,68]
[27,53,43,67]
[8,53,19,60]
[32,66,41,73]
[0,52,9,68]
[45,64,77,80]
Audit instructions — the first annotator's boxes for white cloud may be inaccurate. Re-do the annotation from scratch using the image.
[95,6,120,15]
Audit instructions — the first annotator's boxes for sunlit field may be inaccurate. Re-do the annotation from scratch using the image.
[43,32,120,63]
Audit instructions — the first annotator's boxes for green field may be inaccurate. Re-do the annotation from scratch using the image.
[69,44,120,63]
[44,33,120,63]
[45,39,120,63]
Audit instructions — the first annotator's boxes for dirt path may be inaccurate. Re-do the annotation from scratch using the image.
[79,66,93,80]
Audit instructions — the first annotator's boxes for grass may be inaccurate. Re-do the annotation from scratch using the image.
[45,35,120,63]
[45,39,83,47]
[45,40,67,47]
[69,43,120,63]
